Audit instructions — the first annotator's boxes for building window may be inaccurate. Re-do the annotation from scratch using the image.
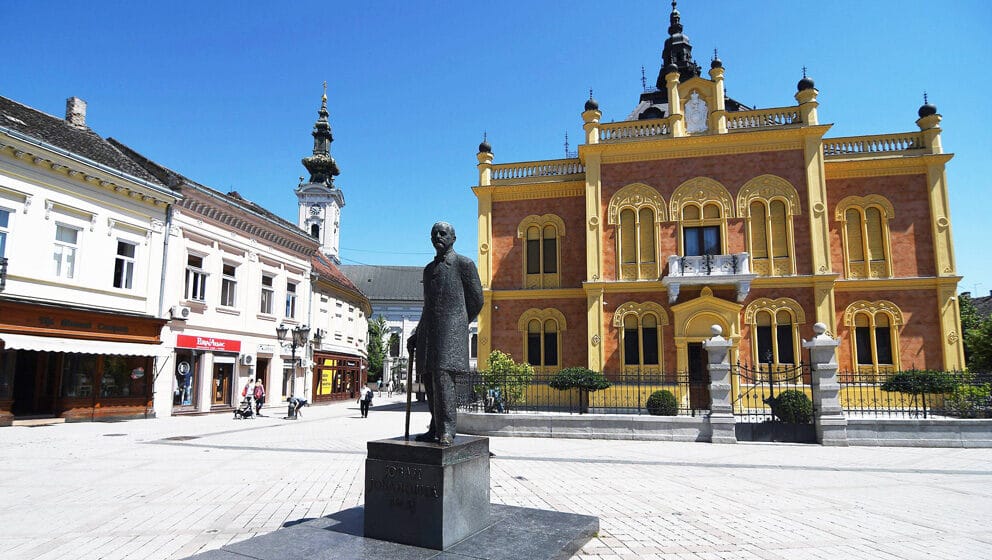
[518,214,565,289]
[518,308,566,372]
[836,195,894,279]
[389,332,401,358]
[0,208,9,258]
[185,255,207,301]
[843,300,903,376]
[745,298,805,368]
[612,301,668,376]
[260,274,274,314]
[53,224,80,279]
[470,333,478,359]
[608,183,666,281]
[220,263,237,307]
[113,240,136,289]
[738,175,800,276]
[285,281,297,318]
[670,177,734,259]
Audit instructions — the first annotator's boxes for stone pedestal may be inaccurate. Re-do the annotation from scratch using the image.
[364,435,490,550]
[704,326,737,444]
[803,323,848,446]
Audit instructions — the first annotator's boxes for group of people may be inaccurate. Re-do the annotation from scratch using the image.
[240,378,266,416]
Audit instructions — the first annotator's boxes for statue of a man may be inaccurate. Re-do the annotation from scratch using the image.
[407,222,483,445]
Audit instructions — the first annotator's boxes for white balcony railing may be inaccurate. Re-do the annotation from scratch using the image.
[662,253,757,303]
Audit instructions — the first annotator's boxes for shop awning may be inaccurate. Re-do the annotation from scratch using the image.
[0,332,172,357]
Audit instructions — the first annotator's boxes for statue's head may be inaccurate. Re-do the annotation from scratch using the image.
[431,221,456,254]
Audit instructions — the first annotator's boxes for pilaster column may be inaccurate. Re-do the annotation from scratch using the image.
[703,325,736,444]
[708,65,727,134]
[802,322,847,446]
[476,150,493,186]
[666,70,685,137]
[582,109,601,145]
[795,88,819,126]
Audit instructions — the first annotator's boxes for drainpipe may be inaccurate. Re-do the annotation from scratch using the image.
[151,204,174,415]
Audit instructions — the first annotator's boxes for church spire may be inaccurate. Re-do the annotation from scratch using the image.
[301,82,341,185]
[656,0,702,91]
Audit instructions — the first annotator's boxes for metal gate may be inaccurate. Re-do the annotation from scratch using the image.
[733,361,815,443]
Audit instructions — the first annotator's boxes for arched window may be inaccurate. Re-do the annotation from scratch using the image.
[836,196,894,279]
[843,300,903,377]
[517,215,565,288]
[744,298,805,367]
[608,184,666,281]
[670,178,734,258]
[613,301,668,376]
[518,309,566,373]
[311,224,320,239]
[737,175,800,276]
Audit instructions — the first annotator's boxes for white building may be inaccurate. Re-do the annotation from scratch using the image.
[0,95,178,425]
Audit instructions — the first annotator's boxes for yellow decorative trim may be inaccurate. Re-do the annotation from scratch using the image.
[736,175,801,217]
[607,183,667,224]
[744,298,807,325]
[517,308,568,331]
[824,154,952,179]
[473,181,584,202]
[834,195,895,222]
[517,214,566,238]
[670,177,734,219]
[834,276,960,291]
[612,301,670,327]
[842,300,904,327]
[491,288,586,300]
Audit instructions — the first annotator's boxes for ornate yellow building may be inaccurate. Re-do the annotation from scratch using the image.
[473,3,962,388]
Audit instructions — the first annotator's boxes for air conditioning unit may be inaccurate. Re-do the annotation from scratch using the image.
[170,305,191,320]
[240,354,256,366]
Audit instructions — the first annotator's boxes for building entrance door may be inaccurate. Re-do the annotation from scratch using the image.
[688,343,710,410]
[212,363,233,406]
[11,350,39,416]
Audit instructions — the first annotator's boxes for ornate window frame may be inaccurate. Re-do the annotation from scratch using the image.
[670,177,734,257]
[607,183,665,281]
[737,175,800,276]
[744,297,805,367]
[517,214,565,289]
[843,300,904,376]
[612,301,669,376]
[517,308,567,373]
[835,195,895,279]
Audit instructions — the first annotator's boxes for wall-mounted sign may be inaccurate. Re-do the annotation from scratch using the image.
[176,334,241,353]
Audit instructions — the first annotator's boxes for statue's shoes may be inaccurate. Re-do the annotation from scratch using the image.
[439,435,454,446]
[414,431,434,442]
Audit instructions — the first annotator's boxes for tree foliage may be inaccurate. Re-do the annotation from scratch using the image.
[548,367,611,392]
[881,369,958,395]
[960,293,992,373]
[365,315,388,382]
[480,350,534,409]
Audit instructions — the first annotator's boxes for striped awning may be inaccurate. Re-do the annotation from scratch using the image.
[0,332,171,357]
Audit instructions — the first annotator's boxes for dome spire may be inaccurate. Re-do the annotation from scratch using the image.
[302,83,341,185]
[656,0,701,91]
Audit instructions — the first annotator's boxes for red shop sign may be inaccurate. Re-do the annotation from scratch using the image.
[176,334,242,353]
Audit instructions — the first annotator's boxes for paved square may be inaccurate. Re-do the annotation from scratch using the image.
[1,396,990,559]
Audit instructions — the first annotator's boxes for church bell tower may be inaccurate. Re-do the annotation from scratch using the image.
[296,83,345,262]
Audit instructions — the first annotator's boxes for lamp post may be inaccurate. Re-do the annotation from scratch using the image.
[276,323,310,399]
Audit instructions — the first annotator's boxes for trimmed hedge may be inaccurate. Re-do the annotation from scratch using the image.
[548,367,611,392]
[766,390,812,423]
[646,389,679,416]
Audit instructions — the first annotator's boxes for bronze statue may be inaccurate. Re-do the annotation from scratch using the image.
[407,222,483,445]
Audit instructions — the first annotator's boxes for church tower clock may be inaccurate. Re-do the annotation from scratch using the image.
[296,84,345,262]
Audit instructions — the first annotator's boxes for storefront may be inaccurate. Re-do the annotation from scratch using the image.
[312,351,365,402]
[0,300,167,425]
[172,334,242,414]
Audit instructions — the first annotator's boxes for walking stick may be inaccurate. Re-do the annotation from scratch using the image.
[404,354,414,440]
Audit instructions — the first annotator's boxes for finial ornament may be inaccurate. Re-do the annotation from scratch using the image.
[713,48,718,60]
[322,81,327,101]
[924,91,929,104]
[589,88,594,100]
[802,66,807,78]
[641,65,647,90]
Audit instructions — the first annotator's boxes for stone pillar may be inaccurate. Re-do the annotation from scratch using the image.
[665,69,685,137]
[795,87,819,126]
[802,322,847,446]
[708,64,727,134]
[477,149,493,187]
[703,325,736,444]
[582,108,601,145]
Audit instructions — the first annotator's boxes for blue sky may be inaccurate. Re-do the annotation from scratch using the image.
[3,1,990,292]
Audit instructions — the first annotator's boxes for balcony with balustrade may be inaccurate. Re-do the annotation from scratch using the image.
[661,253,756,304]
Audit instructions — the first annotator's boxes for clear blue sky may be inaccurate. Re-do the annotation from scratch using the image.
[3,1,990,292]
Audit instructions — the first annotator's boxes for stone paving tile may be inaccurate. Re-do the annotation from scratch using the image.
[1,397,991,559]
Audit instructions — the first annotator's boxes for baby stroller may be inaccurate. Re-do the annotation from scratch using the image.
[233,397,254,419]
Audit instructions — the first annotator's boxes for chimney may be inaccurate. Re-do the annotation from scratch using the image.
[65,97,87,129]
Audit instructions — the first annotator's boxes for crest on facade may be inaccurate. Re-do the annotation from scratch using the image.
[685,91,708,134]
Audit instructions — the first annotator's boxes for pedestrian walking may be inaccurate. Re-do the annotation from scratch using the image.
[253,380,266,416]
[386,379,393,397]
[241,378,255,405]
[377,377,383,397]
[360,385,373,418]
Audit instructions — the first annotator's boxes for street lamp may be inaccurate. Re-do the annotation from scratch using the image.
[276,323,310,398]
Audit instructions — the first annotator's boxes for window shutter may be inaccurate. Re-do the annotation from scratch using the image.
[703,203,721,219]
[638,208,655,264]
[543,319,558,366]
[770,200,789,258]
[542,225,557,273]
[866,207,885,261]
[526,226,540,274]
[845,209,865,262]
[683,205,700,221]
[750,202,768,258]
[620,209,636,264]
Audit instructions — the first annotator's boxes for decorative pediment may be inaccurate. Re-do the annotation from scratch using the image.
[517,308,568,331]
[607,183,667,224]
[517,214,566,238]
[834,195,895,222]
[744,298,807,325]
[736,175,801,218]
[612,301,669,327]
[843,300,904,326]
[670,177,733,219]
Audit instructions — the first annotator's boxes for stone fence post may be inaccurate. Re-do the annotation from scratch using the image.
[802,322,848,446]
[703,325,737,444]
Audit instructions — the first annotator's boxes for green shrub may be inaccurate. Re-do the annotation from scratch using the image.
[881,369,958,395]
[945,382,992,418]
[646,390,679,416]
[548,367,611,392]
[480,350,534,409]
[765,390,812,423]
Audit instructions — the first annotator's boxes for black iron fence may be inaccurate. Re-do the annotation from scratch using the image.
[733,362,812,423]
[455,370,709,416]
[838,371,992,419]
